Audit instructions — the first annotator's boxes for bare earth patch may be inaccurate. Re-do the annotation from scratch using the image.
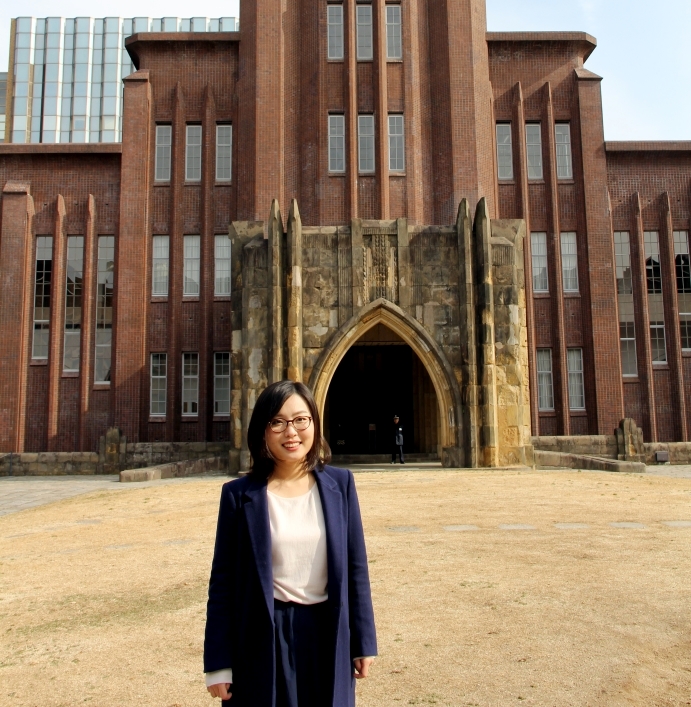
[1,470,690,707]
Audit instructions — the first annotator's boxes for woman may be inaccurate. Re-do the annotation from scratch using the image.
[204,380,377,706]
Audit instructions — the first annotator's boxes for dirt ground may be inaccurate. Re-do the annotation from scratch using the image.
[1,469,690,707]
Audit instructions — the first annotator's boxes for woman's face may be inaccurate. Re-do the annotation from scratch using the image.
[265,394,315,467]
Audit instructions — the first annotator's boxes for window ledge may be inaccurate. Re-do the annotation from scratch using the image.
[327,59,345,63]
[498,180,516,185]
[538,410,557,417]
[328,172,346,178]
[359,172,376,178]
[149,416,166,423]
[151,296,168,303]
[682,351,691,357]
[181,416,199,422]
[533,292,551,298]
[93,383,110,390]
[213,415,230,422]
[564,292,581,298]
[390,172,406,177]
[153,181,170,187]
[182,296,200,302]
[623,376,640,382]
[30,359,48,366]
[558,179,576,185]
[386,59,403,63]
[183,182,202,187]
[569,409,588,416]
[652,363,669,369]
[213,296,231,302]
[62,371,79,378]
[528,179,546,185]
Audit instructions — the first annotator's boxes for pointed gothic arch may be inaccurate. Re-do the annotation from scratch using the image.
[308,298,463,453]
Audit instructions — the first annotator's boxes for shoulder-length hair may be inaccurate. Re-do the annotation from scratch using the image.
[247,380,332,481]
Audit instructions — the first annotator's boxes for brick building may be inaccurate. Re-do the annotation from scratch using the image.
[1,0,690,469]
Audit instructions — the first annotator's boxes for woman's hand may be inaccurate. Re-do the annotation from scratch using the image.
[207,682,232,700]
[353,657,375,679]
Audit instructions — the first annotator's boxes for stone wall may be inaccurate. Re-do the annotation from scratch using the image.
[532,435,618,459]
[0,452,99,476]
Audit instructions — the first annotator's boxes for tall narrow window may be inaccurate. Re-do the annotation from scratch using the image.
[214,352,231,415]
[614,231,637,376]
[155,125,172,182]
[356,5,373,61]
[152,235,170,296]
[674,230,691,350]
[186,125,202,181]
[645,231,666,363]
[150,353,167,416]
[182,352,199,416]
[95,236,115,383]
[567,348,585,410]
[183,235,201,296]
[526,124,543,180]
[496,123,513,181]
[327,5,344,60]
[555,123,573,179]
[386,5,402,60]
[531,232,548,293]
[215,235,231,296]
[216,125,232,182]
[388,115,405,172]
[560,232,579,292]
[32,236,53,360]
[537,349,554,411]
[63,236,84,372]
[358,115,375,173]
[328,115,345,173]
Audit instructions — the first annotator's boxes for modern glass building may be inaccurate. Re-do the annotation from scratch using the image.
[4,16,238,144]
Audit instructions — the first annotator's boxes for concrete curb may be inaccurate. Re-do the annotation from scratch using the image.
[534,450,646,473]
[119,456,224,482]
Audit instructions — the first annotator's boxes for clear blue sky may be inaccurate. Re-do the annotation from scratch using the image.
[1,0,689,140]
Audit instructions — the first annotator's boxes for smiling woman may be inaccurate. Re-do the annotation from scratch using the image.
[204,380,377,706]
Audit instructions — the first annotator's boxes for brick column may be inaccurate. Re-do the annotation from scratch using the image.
[47,195,67,451]
[374,0,389,220]
[631,192,657,441]
[113,69,152,442]
[575,68,624,434]
[345,0,358,220]
[0,181,35,453]
[660,192,688,440]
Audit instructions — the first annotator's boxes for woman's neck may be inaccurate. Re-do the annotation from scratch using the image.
[270,460,308,482]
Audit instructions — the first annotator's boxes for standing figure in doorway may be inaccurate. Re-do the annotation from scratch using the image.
[204,380,377,706]
[391,415,405,464]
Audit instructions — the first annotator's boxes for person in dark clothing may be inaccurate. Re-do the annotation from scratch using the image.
[391,416,405,464]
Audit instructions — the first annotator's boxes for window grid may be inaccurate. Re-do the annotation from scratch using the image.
[644,231,662,294]
[328,115,345,173]
[650,324,667,363]
[32,236,53,360]
[614,231,633,295]
[537,349,554,411]
[155,125,171,181]
[95,235,114,383]
[616,232,637,376]
[673,231,691,351]
[525,124,543,180]
[150,353,167,416]
[183,235,201,296]
[567,348,585,410]
[555,123,573,180]
[185,125,202,181]
[496,123,513,180]
[356,5,373,61]
[327,5,344,60]
[152,235,169,296]
[358,115,375,173]
[386,5,402,60]
[560,232,578,292]
[63,236,84,372]
[531,232,548,293]
[182,352,199,416]
[216,125,232,182]
[215,235,231,296]
[644,231,666,363]
[620,322,637,376]
[388,115,405,172]
[214,352,231,415]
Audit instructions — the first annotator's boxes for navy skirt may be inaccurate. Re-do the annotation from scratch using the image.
[224,599,336,707]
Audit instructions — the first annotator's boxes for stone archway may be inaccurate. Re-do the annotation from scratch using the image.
[308,298,463,459]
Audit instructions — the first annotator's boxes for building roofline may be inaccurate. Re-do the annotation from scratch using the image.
[605,141,691,153]
[486,31,597,60]
[0,143,122,155]
[126,31,240,68]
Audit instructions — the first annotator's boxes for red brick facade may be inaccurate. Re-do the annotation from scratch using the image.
[1,2,690,453]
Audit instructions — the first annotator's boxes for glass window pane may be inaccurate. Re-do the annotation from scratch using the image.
[95,236,115,382]
[356,5,373,61]
[358,115,375,173]
[531,232,548,293]
[388,115,405,172]
[182,352,199,415]
[537,349,554,411]
[386,5,402,60]
[152,235,170,296]
[496,123,513,180]
[214,352,231,414]
[328,115,345,173]
[184,235,201,295]
[215,235,231,295]
[555,123,573,180]
[560,232,578,292]
[567,348,585,410]
[526,124,543,180]
[32,236,54,359]
[216,124,232,181]
[327,5,344,60]
[186,125,202,181]
[150,353,167,416]
[63,236,84,371]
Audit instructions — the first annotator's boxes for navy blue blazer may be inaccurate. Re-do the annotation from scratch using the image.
[204,465,377,707]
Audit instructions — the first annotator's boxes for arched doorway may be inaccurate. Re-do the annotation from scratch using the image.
[323,324,439,457]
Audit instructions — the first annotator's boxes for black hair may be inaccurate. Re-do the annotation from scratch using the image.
[247,380,331,481]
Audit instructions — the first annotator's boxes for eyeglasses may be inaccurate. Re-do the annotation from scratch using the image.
[268,416,313,433]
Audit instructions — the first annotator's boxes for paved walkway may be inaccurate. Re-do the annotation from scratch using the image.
[1,464,690,517]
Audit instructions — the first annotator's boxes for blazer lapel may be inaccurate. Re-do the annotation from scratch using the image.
[314,469,344,604]
[242,479,274,618]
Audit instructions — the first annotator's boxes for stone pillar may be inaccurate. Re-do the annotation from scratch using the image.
[286,200,304,383]
[268,199,285,384]
[351,219,365,313]
[396,218,411,310]
[0,181,35,453]
[474,198,499,466]
[615,418,645,462]
[102,426,125,475]
[456,199,479,467]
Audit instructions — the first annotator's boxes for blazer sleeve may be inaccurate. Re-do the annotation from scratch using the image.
[345,470,378,659]
[204,482,237,674]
